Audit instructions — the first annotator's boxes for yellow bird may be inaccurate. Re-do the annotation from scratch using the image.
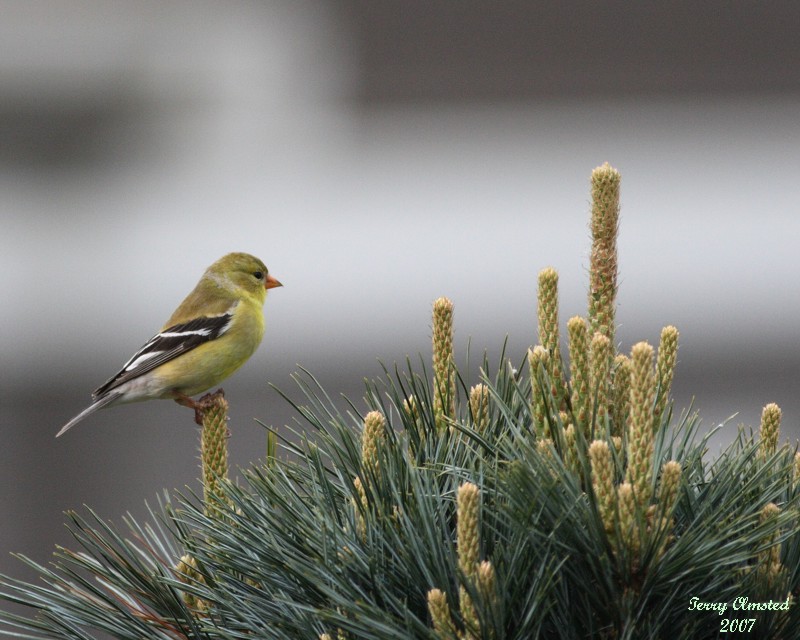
[57,252,282,437]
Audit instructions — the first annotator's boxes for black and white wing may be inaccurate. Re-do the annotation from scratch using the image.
[92,311,234,398]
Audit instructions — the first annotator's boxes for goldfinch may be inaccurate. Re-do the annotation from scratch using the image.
[57,252,282,437]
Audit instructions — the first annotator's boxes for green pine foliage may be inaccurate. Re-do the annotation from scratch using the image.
[2,164,799,639]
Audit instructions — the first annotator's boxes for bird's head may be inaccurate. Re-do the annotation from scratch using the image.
[206,252,282,303]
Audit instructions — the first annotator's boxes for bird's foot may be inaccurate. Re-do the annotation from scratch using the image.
[174,389,226,425]
[172,393,204,424]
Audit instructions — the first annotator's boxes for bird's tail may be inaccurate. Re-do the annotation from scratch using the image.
[56,393,121,437]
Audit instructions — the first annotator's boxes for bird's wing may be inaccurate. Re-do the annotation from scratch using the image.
[92,308,236,398]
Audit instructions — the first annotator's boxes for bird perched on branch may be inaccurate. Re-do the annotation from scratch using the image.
[57,252,282,437]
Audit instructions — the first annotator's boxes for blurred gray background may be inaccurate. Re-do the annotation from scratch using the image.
[2,0,799,602]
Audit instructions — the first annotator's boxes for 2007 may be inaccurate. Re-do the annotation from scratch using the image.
[720,618,756,633]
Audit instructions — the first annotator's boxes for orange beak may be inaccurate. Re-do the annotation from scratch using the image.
[265,274,283,290]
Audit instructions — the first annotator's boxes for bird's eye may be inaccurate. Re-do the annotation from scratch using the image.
[253,271,264,280]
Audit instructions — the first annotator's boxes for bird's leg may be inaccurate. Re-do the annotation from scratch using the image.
[173,393,205,425]
[174,389,227,426]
